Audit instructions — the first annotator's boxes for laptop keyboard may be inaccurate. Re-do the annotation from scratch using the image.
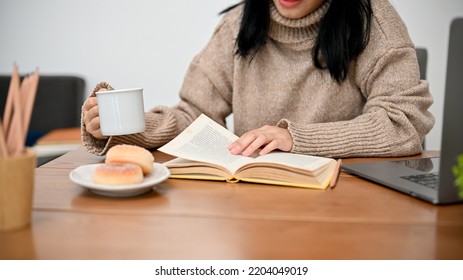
[401,172,439,189]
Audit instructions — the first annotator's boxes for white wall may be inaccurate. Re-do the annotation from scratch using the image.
[391,0,463,150]
[1,0,462,150]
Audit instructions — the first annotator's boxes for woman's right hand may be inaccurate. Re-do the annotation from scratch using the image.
[82,95,108,140]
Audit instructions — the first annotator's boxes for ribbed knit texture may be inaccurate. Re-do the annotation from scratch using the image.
[82,0,434,158]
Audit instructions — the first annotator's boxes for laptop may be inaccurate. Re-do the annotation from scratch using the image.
[342,18,463,205]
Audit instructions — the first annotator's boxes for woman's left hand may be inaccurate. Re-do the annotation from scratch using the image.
[228,125,293,156]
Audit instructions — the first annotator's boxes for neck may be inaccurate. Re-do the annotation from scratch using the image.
[268,0,331,44]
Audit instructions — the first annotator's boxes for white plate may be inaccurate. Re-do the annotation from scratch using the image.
[69,163,170,197]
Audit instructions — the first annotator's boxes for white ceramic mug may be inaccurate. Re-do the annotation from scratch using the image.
[96,88,146,136]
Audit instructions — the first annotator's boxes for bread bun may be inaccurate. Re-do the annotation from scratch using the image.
[105,144,154,174]
[93,163,143,185]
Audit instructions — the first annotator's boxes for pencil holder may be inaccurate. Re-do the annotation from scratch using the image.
[0,148,36,231]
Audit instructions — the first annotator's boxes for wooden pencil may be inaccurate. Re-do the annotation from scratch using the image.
[0,120,7,157]
[22,71,39,140]
[329,159,342,188]
[2,64,19,135]
[7,69,24,155]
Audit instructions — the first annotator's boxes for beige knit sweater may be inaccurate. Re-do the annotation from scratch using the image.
[82,0,434,158]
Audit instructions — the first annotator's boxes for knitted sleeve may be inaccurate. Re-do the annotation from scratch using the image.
[278,47,435,158]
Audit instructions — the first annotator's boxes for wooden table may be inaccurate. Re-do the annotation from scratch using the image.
[1,148,462,260]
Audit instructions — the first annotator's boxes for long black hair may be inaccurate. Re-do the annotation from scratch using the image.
[222,0,372,83]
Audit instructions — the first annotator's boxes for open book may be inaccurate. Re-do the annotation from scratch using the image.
[158,114,338,189]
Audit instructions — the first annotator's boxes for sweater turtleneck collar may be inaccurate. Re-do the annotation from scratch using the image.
[268,0,331,44]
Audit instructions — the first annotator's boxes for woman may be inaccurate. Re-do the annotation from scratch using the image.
[82,0,434,158]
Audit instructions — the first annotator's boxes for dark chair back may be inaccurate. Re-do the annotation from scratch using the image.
[416,47,427,80]
[0,75,85,145]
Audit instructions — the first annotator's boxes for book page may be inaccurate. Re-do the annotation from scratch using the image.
[158,114,253,173]
[251,152,333,172]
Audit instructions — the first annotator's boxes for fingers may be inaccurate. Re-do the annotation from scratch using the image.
[82,96,107,140]
[259,140,280,156]
[86,116,106,140]
[229,132,262,156]
[82,97,97,128]
[228,125,292,157]
[237,135,266,156]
